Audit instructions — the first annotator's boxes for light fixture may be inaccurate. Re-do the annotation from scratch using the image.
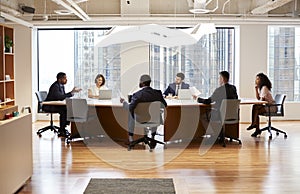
[189,8,210,14]
[95,23,217,48]
[54,9,73,15]
[181,23,217,41]
[74,0,88,3]
[65,0,90,20]
[189,0,219,14]
[51,0,90,21]
[0,12,33,28]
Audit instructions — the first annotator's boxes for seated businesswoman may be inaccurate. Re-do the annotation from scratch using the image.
[247,73,277,137]
[88,74,108,98]
[163,72,189,99]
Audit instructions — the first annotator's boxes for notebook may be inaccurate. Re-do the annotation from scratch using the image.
[98,90,112,100]
[177,89,192,100]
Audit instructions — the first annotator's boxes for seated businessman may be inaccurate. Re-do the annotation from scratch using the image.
[193,71,238,141]
[193,71,238,110]
[43,72,82,137]
[163,72,190,99]
[120,74,167,145]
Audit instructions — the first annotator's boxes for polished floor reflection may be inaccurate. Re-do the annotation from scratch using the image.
[18,121,300,194]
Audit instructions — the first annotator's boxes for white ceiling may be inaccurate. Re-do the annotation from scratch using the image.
[0,0,299,26]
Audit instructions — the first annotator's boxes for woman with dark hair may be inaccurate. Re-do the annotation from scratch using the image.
[247,73,277,137]
[88,74,108,98]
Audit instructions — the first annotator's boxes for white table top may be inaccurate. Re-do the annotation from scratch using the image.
[42,98,267,106]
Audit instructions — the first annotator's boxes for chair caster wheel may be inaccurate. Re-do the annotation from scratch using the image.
[269,136,272,140]
[276,132,279,136]
[66,138,71,145]
[284,134,287,139]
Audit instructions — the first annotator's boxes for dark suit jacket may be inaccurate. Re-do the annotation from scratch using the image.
[129,86,167,113]
[45,81,73,101]
[198,83,238,108]
[163,82,190,96]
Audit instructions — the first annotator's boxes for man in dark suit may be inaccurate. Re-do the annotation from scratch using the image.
[163,72,190,98]
[43,72,81,137]
[120,74,167,143]
[194,71,238,109]
[193,71,238,141]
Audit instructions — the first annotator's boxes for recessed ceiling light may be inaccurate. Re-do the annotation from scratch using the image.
[189,9,210,14]
[54,9,72,15]
[74,0,88,3]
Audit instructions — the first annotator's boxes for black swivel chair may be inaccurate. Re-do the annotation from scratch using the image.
[65,98,97,145]
[128,101,165,152]
[260,94,287,140]
[219,99,241,147]
[35,91,60,137]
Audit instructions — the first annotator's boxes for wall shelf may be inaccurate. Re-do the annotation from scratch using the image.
[0,24,15,109]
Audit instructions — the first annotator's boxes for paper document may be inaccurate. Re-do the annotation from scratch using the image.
[189,86,201,96]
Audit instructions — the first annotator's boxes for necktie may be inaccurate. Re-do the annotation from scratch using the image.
[61,85,65,94]
[175,84,179,96]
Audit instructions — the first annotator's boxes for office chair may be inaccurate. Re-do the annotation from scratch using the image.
[35,91,60,137]
[260,94,287,140]
[219,99,241,147]
[128,101,165,152]
[65,98,98,145]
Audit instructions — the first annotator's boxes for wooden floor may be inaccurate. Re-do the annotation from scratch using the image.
[18,121,300,194]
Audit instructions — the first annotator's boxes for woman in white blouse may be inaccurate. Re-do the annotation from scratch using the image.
[88,74,108,98]
[247,73,277,137]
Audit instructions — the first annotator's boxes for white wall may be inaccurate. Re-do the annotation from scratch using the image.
[14,25,32,115]
[239,24,268,123]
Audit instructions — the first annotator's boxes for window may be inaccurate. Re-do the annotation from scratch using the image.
[268,26,300,101]
[150,28,236,97]
[38,28,121,97]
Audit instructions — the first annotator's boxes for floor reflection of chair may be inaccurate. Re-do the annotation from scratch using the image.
[128,101,165,152]
[65,98,99,145]
[260,94,287,140]
[35,91,60,137]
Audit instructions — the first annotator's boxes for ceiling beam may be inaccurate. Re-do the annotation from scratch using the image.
[251,0,293,15]
[293,0,299,17]
[51,0,89,21]
[0,11,33,28]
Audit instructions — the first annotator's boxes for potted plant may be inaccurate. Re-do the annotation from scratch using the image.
[4,35,13,53]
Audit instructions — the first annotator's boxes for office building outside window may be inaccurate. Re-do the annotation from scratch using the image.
[268,26,300,101]
[75,30,121,97]
[38,29,121,98]
[150,28,236,97]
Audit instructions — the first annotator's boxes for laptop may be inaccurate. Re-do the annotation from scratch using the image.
[177,89,192,100]
[98,90,112,100]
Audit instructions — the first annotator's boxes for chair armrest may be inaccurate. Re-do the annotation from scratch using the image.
[265,103,281,107]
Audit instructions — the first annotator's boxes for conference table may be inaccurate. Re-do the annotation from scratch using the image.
[42,98,266,144]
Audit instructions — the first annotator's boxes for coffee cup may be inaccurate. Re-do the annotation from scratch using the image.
[5,75,10,80]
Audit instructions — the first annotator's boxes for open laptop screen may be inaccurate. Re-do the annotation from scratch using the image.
[98,90,112,100]
[177,89,192,100]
